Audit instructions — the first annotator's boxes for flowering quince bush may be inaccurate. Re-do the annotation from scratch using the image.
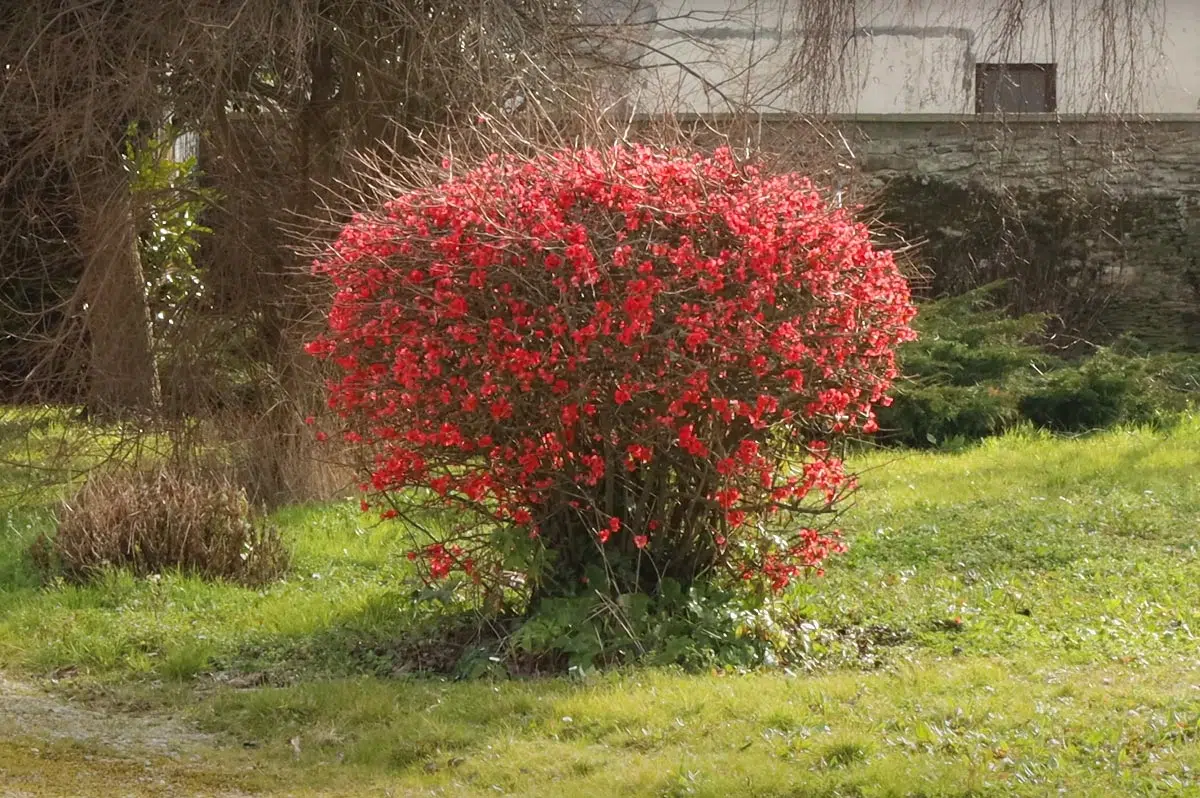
[306,145,916,600]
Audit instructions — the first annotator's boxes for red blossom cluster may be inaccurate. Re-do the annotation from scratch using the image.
[307,145,915,593]
[405,543,473,580]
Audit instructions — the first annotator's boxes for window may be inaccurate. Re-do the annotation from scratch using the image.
[975,63,1057,113]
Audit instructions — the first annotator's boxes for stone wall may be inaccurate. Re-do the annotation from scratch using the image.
[802,116,1200,350]
[841,116,1200,195]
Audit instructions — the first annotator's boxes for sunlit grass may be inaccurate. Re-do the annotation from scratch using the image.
[1,416,1198,794]
[0,499,414,680]
[96,658,1192,796]
[0,405,179,512]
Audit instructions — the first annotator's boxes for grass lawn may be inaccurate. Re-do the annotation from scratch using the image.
[0,419,1198,795]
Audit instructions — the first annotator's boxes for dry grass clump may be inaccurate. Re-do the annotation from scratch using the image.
[34,467,288,585]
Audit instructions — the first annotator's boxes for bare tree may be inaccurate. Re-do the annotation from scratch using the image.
[0,0,635,500]
[0,0,1171,502]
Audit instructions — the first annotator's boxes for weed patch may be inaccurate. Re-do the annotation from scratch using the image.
[34,466,287,585]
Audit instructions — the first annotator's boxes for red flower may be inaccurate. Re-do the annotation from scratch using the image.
[633,535,649,550]
[677,424,708,457]
[714,488,740,509]
[489,398,513,421]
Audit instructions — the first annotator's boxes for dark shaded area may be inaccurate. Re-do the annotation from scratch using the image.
[875,176,1200,351]
[0,133,87,404]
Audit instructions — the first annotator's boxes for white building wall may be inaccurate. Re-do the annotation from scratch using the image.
[621,0,1200,116]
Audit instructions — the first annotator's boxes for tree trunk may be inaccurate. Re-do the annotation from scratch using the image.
[240,30,340,506]
[78,155,160,417]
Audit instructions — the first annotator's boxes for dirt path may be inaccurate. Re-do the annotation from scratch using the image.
[0,673,215,755]
[0,674,262,797]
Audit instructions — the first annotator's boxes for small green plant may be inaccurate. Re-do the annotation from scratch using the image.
[510,578,791,672]
[821,738,871,768]
[879,284,1199,446]
[877,283,1045,447]
[124,125,218,337]
[892,283,1047,387]
[1019,349,1198,432]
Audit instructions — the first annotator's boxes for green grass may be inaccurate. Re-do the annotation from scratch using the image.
[0,500,415,680]
[807,422,1200,668]
[1,418,1199,795]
